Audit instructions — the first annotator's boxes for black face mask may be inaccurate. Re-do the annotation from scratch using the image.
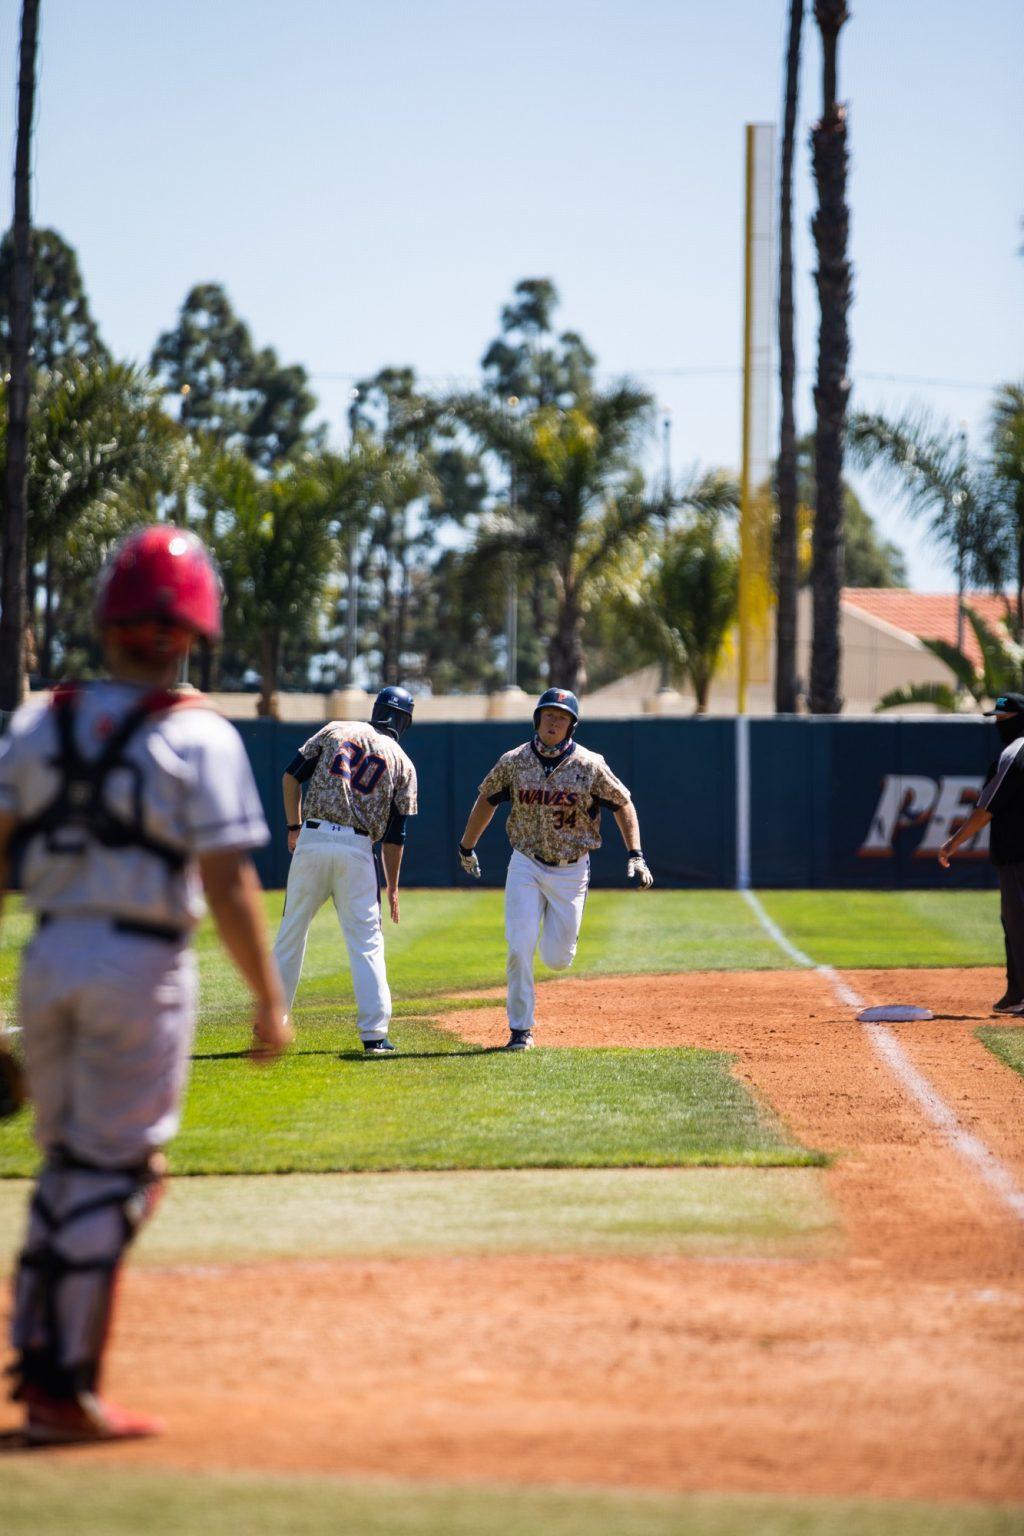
[996,715,1024,746]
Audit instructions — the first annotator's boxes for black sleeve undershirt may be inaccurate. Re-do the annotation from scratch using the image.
[285,750,320,784]
[487,788,512,806]
[381,809,408,846]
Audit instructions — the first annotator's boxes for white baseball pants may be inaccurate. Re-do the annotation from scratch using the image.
[273,822,391,1042]
[19,917,197,1167]
[504,849,590,1032]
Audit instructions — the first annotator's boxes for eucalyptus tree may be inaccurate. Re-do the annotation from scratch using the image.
[775,0,805,713]
[201,452,337,716]
[809,0,852,715]
[151,283,318,468]
[350,366,483,681]
[481,278,596,411]
[0,227,109,373]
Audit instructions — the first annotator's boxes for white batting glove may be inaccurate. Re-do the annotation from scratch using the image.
[459,844,481,879]
[627,853,654,889]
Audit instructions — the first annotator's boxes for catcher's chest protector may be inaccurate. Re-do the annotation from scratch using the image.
[11,685,196,875]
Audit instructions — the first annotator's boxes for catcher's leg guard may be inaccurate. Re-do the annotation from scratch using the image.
[9,1147,164,1400]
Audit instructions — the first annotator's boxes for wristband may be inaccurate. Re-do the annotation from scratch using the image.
[628,848,643,859]
[287,823,302,832]
[459,844,475,856]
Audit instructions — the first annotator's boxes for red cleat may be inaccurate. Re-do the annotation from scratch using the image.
[23,1388,163,1445]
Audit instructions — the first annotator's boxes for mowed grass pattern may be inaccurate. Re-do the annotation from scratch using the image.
[0,888,1006,1177]
[0,1015,821,1176]
[4,1466,1021,1536]
[759,890,1002,969]
[0,1168,837,1266]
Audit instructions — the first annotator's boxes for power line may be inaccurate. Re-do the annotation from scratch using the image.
[305,365,997,393]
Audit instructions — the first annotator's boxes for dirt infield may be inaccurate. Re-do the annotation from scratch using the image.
[2,966,1022,1502]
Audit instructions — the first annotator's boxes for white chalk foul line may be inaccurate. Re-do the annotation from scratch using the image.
[742,889,1024,1224]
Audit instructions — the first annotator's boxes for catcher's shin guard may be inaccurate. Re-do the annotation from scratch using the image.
[9,1148,164,1400]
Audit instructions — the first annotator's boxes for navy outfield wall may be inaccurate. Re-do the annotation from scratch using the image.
[235,715,998,891]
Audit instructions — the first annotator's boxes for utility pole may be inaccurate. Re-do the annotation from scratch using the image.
[504,395,519,690]
[0,0,41,713]
[345,388,361,687]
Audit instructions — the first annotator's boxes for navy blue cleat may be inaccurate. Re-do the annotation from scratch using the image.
[505,1030,535,1051]
[363,1038,397,1055]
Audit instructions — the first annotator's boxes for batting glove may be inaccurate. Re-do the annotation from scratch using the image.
[459,844,481,879]
[627,852,654,889]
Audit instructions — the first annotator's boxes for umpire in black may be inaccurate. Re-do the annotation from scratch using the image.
[939,692,1024,1013]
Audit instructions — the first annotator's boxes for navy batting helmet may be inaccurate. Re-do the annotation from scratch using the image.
[534,687,580,735]
[371,685,414,741]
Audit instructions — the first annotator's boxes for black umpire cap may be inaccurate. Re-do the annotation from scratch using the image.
[984,694,1024,716]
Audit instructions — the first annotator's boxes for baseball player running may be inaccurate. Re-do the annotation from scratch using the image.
[0,525,291,1446]
[458,688,653,1049]
[272,687,417,1053]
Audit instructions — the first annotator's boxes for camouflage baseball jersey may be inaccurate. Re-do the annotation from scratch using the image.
[295,721,417,843]
[479,741,630,863]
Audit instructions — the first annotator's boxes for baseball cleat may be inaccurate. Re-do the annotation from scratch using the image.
[23,1388,163,1444]
[505,1029,535,1051]
[363,1038,397,1055]
[993,996,1024,1015]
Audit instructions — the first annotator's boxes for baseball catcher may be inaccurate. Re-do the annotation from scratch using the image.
[457,688,653,1049]
[0,525,291,1445]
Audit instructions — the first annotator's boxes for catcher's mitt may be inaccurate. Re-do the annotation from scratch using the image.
[0,1038,27,1120]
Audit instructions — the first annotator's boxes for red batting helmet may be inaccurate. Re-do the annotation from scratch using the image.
[95,525,222,642]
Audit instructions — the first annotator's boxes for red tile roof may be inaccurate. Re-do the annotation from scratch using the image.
[842,589,1014,670]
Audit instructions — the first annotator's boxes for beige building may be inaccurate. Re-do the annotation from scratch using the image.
[202,589,1011,722]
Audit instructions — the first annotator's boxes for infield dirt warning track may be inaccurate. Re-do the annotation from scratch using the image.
[2,966,1022,1502]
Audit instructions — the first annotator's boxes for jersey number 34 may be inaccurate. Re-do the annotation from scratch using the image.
[329,740,386,794]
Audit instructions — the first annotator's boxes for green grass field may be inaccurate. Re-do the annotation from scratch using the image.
[0,888,1017,1535]
[978,1025,1024,1076]
[0,888,1003,1181]
[5,1466,1022,1536]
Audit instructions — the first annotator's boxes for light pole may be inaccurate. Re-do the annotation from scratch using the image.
[344,387,361,688]
[954,420,969,661]
[658,406,673,692]
[504,395,520,690]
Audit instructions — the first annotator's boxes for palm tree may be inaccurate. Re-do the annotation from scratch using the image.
[809,0,852,715]
[451,384,655,692]
[991,382,1024,624]
[876,604,1023,713]
[847,407,1002,648]
[0,361,184,678]
[0,0,40,711]
[775,0,804,714]
[641,516,740,714]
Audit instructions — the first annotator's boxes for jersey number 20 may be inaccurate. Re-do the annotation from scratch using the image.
[330,741,386,794]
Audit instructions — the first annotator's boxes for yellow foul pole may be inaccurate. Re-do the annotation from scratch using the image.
[738,124,756,715]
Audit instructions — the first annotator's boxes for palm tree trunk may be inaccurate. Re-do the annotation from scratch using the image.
[257,628,280,718]
[0,0,40,712]
[809,0,852,716]
[775,0,803,714]
[547,579,584,692]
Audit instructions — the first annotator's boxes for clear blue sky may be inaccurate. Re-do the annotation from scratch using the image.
[2,0,1021,588]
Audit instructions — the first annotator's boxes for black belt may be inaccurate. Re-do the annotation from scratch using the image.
[532,853,583,868]
[304,820,369,837]
[38,913,185,943]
